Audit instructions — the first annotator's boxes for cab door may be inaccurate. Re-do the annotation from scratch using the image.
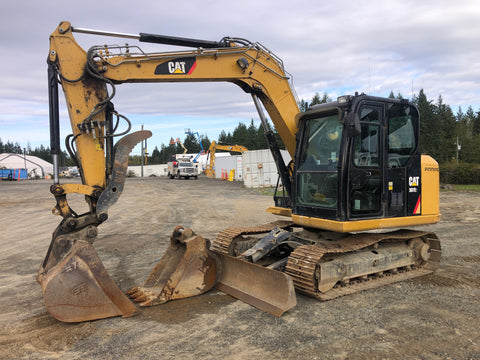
[386,103,420,217]
[347,102,385,219]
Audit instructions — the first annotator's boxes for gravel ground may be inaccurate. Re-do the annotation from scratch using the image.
[0,176,479,359]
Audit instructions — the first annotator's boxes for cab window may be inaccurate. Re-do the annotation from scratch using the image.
[353,108,380,167]
[297,113,343,209]
[387,104,417,167]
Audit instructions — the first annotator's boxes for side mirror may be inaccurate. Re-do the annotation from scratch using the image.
[344,111,361,137]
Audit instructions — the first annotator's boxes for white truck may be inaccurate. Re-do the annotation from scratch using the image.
[167,157,198,179]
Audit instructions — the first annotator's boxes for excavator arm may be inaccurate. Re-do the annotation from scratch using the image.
[39,21,300,322]
[170,137,188,155]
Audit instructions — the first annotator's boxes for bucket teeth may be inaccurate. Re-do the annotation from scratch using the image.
[126,286,139,296]
[126,287,161,306]
[127,286,165,306]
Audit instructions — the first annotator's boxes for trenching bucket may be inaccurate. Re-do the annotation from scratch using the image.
[127,226,221,306]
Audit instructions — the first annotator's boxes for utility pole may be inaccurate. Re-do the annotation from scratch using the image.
[141,125,144,177]
[144,137,148,165]
[23,148,27,170]
[456,137,461,164]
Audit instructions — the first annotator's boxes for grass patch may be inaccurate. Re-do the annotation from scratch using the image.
[257,187,276,196]
[452,184,480,192]
[442,184,480,192]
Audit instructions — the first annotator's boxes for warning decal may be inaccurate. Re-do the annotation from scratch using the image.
[413,195,421,215]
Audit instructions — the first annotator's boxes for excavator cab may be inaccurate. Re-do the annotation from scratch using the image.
[290,94,440,232]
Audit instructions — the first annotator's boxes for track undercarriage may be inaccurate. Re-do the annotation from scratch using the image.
[211,221,441,301]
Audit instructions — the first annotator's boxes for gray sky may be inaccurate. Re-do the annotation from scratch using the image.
[1,0,479,154]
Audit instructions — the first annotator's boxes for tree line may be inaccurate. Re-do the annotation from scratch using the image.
[2,89,480,180]
[0,140,74,167]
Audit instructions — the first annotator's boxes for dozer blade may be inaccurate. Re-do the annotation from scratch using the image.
[39,240,138,323]
[214,252,297,317]
[127,226,221,306]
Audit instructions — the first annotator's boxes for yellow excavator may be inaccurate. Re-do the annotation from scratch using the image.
[38,21,441,322]
[204,141,248,178]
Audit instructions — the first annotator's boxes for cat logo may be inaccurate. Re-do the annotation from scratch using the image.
[409,176,419,187]
[169,61,187,74]
[155,57,197,75]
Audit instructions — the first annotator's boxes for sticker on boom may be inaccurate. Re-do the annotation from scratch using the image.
[155,57,197,75]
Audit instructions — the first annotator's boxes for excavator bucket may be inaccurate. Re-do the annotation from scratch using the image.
[38,240,138,323]
[127,226,221,306]
[37,130,152,322]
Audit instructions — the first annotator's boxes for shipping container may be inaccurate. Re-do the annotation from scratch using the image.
[0,168,28,180]
[128,164,168,177]
[242,149,291,188]
[215,155,242,181]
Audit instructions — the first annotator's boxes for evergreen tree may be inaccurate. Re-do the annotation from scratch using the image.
[246,119,258,149]
[310,92,322,105]
[464,106,476,133]
[232,122,249,146]
[472,108,480,136]
[183,133,201,154]
[159,143,168,163]
[298,92,331,112]
[413,89,437,156]
[298,99,309,112]
[434,95,456,163]
[200,135,211,153]
[256,123,268,149]
[455,111,477,163]
[151,146,161,164]
[310,91,331,106]
[2,140,22,154]
[218,130,227,143]
[389,91,405,100]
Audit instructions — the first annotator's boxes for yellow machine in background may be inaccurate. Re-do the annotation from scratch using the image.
[169,137,188,156]
[38,22,441,322]
[204,141,248,178]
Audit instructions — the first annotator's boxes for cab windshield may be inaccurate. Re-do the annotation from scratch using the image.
[296,113,343,208]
